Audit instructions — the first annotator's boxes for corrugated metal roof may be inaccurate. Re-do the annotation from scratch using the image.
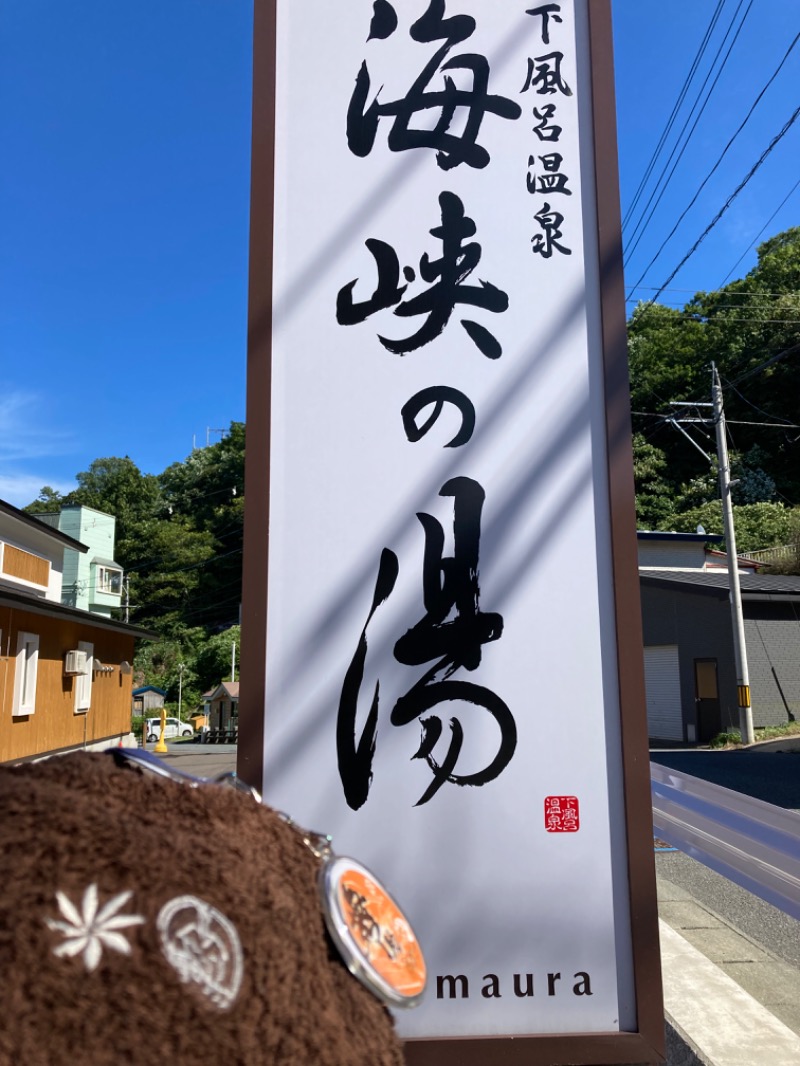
[640,570,800,596]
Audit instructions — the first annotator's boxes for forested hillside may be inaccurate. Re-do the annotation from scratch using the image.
[629,225,800,558]
[21,226,800,703]
[26,423,245,708]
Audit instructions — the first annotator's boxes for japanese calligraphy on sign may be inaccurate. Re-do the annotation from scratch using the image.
[243,1,663,1060]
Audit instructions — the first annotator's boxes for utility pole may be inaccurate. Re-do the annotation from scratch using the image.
[711,363,754,744]
[667,369,755,745]
[177,663,185,724]
[231,641,236,683]
[123,575,130,624]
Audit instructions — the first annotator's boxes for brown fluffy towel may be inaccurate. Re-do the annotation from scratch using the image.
[0,751,403,1066]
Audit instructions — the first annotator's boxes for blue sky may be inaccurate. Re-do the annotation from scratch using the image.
[1,1,798,507]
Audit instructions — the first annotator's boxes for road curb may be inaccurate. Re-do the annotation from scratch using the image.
[659,921,800,1065]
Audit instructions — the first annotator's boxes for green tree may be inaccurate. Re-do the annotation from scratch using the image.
[24,486,65,514]
[65,457,163,542]
[134,626,207,708]
[134,624,240,708]
[768,509,800,575]
[627,302,711,499]
[159,422,244,629]
[191,625,241,694]
[670,502,793,554]
[160,423,244,526]
[124,518,217,629]
[628,226,800,510]
[632,433,675,529]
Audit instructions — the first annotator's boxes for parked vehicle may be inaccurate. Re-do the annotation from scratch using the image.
[145,717,194,743]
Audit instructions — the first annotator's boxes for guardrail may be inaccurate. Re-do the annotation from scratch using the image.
[651,762,800,922]
[740,545,793,563]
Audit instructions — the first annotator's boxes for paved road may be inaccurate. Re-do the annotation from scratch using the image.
[656,848,800,971]
[139,739,238,781]
[650,749,800,809]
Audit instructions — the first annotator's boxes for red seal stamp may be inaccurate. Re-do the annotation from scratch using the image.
[544,795,580,832]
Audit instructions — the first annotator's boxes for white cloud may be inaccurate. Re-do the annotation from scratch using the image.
[0,474,76,509]
[0,390,74,461]
[0,389,77,506]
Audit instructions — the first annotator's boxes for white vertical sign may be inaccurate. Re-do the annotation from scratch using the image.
[251,0,650,1047]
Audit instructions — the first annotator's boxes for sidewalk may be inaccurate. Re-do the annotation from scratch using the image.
[658,875,800,1037]
[657,875,800,1065]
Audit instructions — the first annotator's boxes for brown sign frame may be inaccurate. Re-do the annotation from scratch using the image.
[239,2,665,1062]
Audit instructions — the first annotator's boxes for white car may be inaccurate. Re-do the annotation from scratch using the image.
[145,717,194,742]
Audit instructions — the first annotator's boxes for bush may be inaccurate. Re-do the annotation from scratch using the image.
[709,730,742,748]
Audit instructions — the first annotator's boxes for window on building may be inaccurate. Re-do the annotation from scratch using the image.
[13,631,39,716]
[96,567,122,595]
[74,640,94,714]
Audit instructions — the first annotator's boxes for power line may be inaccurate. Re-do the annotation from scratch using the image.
[626,296,800,308]
[633,411,800,429]
[643,102,800,306]
[623,0,725,231]
[628,286,800,298]
[626,25,800,296]
[718,175,800,286]
[624,0,752,267]
[131,547,243,583]
[727,341,800,390]
[722,378,799,427]
[625,312,800,325]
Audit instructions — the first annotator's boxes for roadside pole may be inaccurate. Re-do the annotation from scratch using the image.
[711,363,755,744]
[177,662,184,725]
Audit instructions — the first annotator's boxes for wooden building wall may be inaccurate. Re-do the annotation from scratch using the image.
[0,604,135,763]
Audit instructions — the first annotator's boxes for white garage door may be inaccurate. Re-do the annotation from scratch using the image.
[644,645,683,741]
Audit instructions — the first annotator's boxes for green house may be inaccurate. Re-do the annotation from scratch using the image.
[36,505,123,618]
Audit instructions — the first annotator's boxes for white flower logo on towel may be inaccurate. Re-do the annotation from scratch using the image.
[45,884,145,972]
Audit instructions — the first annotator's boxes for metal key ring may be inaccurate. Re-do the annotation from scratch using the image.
[112,747,261,801]
[110,747,426,1007]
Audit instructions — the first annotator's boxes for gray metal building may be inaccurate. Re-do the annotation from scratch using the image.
[640,569,800,745]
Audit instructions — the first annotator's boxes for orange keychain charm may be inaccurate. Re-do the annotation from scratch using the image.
[320,856,426,1008]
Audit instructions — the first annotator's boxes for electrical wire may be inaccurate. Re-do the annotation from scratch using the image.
[624,0,752,267]
[718,175,800,286]
[642,102,800,307]
[629,286,800,299]
[722,378,799,426]
[626,24,800,295]
[625,313,800,325]
[727,341,800,389]
[623,0,726,231]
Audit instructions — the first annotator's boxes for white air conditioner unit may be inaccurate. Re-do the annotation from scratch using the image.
[64,650,89,676]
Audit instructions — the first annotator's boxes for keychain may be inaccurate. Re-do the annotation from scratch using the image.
[113,748,426,1008]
